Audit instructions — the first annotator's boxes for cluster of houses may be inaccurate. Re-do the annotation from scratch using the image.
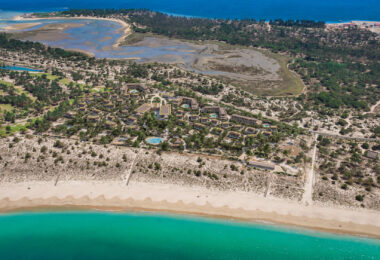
[65,82,280,171]
[335,21,380,30]
[70,82,279,139]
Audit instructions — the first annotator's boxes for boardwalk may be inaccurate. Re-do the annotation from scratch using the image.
[264,174,273,198]
[125,150,140,186]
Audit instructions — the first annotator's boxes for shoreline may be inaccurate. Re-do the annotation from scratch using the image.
[0,180,379,239]
[10,12,380,25]
[5,203,380,240]
[326,20,380,25]
[65,48,95,57]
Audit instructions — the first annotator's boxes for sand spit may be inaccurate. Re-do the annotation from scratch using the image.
[1,22,41,31]
[13,23,85,42]
[0,180,379,238]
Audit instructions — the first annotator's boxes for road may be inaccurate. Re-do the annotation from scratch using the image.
[310,131,379,142]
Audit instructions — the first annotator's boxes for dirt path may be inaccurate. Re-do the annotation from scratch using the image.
[302,134,318,206]
[369,100,380,114]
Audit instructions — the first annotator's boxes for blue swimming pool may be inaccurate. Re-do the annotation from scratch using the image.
[210,113,218,118]
[0,66,43,72]
[146,137,163,145]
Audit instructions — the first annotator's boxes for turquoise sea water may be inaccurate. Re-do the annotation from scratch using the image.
[0,212,379,260]
[0,0,379,21]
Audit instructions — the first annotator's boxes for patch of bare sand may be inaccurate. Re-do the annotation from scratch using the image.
[370,100,380,114]
[130,37,281,83]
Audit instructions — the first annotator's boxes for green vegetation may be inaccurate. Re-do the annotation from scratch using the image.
[263,51,304,96]
[121,32,147,45]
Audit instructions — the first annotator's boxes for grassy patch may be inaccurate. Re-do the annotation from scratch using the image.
[263,51,304,96]
[32,72,72,85]
[32,72,59,81]
[0,80,13,86]
[13,85,37,101]
[0,112,45,136]
[59,78,71,85]
[91,86,107,93]
[0,104,13,113]
[0,123,27,136]
[121,32,147,45]
[0,79,38,101]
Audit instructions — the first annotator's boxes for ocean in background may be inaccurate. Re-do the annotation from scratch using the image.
[0,0,379,22]
[0,212,379,260]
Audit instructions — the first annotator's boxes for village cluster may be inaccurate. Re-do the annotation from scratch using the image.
[65,83,288,171]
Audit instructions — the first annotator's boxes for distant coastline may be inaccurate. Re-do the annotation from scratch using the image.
[10,11,380,24]
[7,11,380,33]
[0,0,379,22]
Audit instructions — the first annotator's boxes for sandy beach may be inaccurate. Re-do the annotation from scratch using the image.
[0,180,379,238]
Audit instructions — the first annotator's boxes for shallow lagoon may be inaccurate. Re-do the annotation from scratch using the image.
[0,18,282,83]
[0,18,198,61]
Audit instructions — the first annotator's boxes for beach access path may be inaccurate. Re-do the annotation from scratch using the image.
[125,149,141,186]
[302,133,318,205]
